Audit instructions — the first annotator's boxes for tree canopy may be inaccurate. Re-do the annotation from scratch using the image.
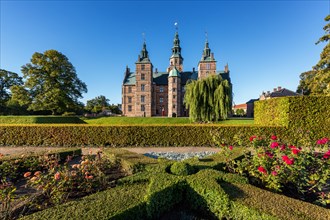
[184,75,232,122]
[12,50,87,115]
[0,69,23,107]
[85,95,110,113]
[297,14,330,95]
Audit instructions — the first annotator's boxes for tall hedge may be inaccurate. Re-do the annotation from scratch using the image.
[0,125,287,147]
[255,96,330,142]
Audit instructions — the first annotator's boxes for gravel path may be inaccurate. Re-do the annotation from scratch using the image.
[0,146,221,157]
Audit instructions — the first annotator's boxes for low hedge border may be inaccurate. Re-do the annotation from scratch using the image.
[0,125,289,147]
[0,116,86,124]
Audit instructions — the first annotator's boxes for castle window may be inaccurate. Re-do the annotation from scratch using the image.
[173,78,176,83]
[173,95,176,99]
[160,86,164,92]
[206,63,210,70]
[141,74,145,80]
[141,105,145,111]
[128,86,132,93]
[173,104,176,109]
[128,105,132,112]
[128,97,132,103]
[141,84,145,91]
[160,97,163,103]
[141,64,145,70]
[173,88,176,92]
[141,95,145,103]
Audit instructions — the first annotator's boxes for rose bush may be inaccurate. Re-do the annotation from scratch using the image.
[227,135,330,206]
[25,151,120,206]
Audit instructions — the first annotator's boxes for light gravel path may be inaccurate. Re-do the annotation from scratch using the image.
[0,146,221,157]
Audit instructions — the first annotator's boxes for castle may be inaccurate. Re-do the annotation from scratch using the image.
[122,31,231,117]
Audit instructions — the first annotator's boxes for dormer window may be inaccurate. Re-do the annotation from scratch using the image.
[141,64,145,70]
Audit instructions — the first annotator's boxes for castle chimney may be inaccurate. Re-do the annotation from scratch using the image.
[211,53,214,60]
[224,63,229,73]
[193,67,195,72]
[155,68,158,73]
[277,86,282,91]
[273,88,277,92]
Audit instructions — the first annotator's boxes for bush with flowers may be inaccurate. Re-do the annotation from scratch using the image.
[24,150,121,207]
[228,135,330,207]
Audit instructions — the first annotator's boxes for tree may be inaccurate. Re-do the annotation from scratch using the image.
[14,50,87,115]
[108,104,122,115]
[235,108,245,117]
[184,75,232,122]
[297,14,330,95]
[85,95,110,113]
[0,69,23,108]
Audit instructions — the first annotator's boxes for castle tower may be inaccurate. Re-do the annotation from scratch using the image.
[135,42,153,117]
[168,31,184,72]
[198,38,217,79]
[168,67,181,117]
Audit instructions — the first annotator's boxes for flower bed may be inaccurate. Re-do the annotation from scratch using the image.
[19,148,330,219]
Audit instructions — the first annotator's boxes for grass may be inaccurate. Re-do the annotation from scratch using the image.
[0,115,254,125]
[0,116,85,124]
[83,117,254,125]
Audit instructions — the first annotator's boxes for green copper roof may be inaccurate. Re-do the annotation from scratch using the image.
[123,70,229,86]
[168,67,181,78]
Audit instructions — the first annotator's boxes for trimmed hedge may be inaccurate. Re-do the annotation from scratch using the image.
[0,116,86,124]
[0,124,288,147]
[255,96,330,142]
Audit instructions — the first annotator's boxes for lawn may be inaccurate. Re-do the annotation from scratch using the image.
[83,116,254,125]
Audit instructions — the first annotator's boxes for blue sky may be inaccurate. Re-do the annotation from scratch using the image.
[1,0,329,106]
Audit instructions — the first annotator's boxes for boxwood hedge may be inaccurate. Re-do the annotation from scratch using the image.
[0,124,288,147]
[255,96,330,142]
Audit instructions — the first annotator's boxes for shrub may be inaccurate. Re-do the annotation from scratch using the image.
[170,162,195,176]
[0,116,85,124]
[230,135,330,206]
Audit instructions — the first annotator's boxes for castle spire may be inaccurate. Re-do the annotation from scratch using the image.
[137,39,150,63]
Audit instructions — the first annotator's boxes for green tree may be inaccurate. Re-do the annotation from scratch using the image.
[108,104,122,115]
[184,75,232,122]
[235,108,245,116]
[15,50,87,115]
[0,69,23,109]
[297,14,330,95]
[85,95,110,113]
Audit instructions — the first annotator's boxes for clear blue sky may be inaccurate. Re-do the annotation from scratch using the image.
[1,0,329,106]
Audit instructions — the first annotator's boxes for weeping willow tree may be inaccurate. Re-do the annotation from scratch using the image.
[184,75,232,122]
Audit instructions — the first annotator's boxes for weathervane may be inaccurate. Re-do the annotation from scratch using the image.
[142,32,146,43]
[174,22,178,31]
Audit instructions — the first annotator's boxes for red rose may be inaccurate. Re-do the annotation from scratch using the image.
[271,135,277,140]
[250,135,257,142]
[280,145,286,151]
[270,142,279,149]
[229,146,233,150]
[271,171,278,176]
[258,166,267,174]
[265,152,274,158]
[292,148,300,155]
[323,150,330,159]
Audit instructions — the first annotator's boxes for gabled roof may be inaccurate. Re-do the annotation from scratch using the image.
[246,99,259,104]
[123,72,136,85]
[269,88,298,98]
